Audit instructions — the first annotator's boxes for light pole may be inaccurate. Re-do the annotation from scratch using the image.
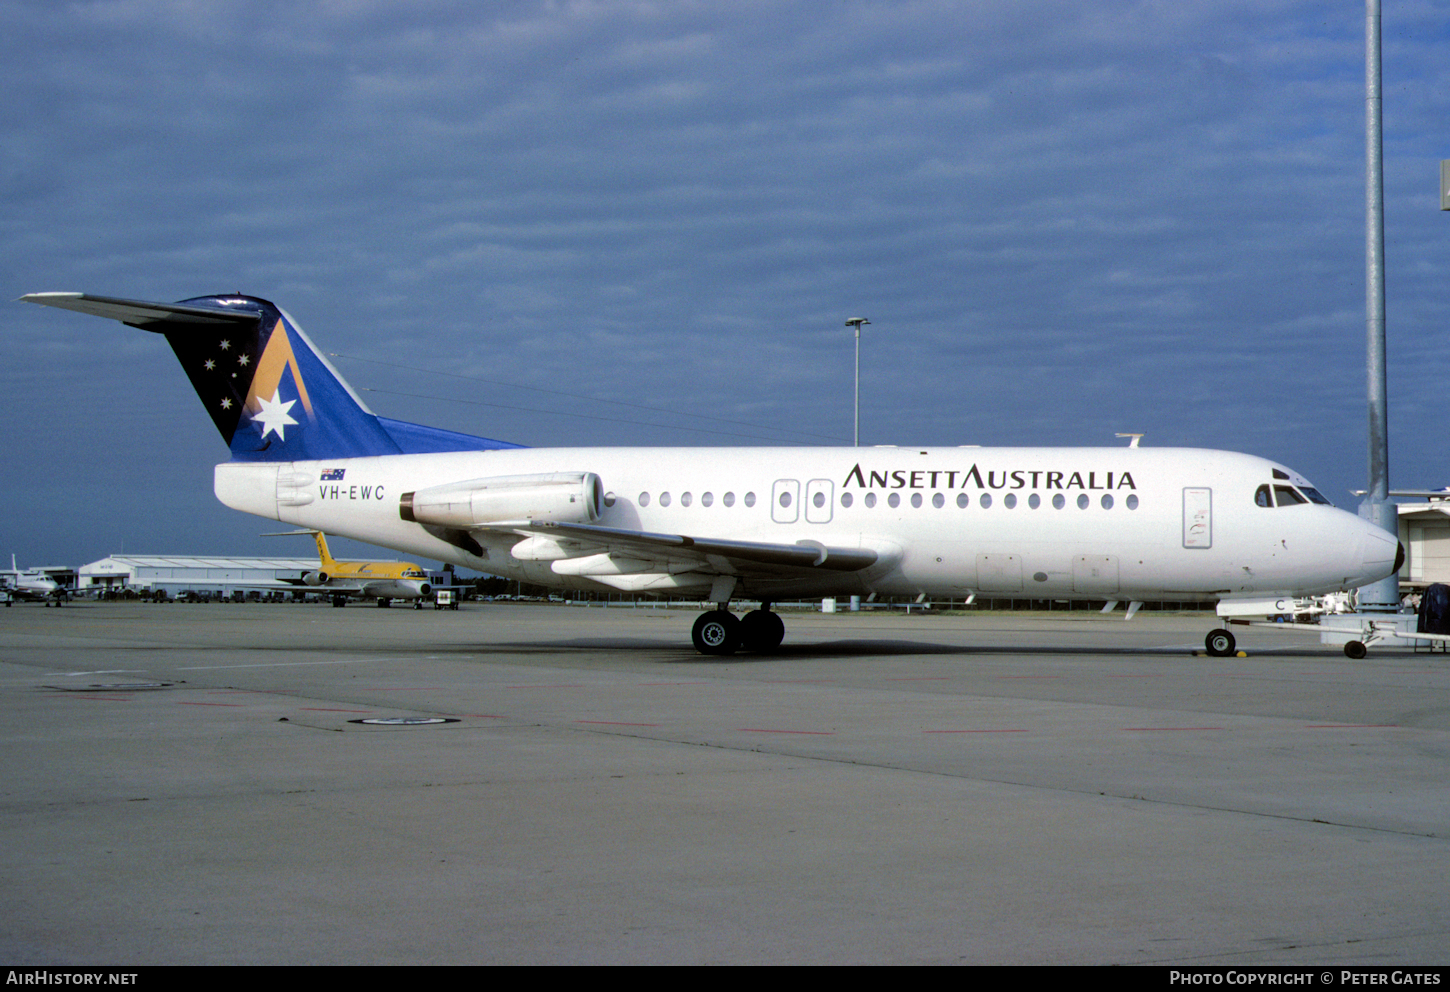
[845,317,869,446]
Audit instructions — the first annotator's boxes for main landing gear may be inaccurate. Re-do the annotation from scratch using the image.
[691,603,786,656]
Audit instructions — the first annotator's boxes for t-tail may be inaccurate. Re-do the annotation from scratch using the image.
[311,530,337,570]
[20,293,521,460]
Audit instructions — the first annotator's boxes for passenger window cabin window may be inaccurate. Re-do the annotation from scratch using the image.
[1255,485,1272,508]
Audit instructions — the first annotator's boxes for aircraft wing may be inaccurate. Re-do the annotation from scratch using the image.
[20,293,261,330]
[513,520,879,574]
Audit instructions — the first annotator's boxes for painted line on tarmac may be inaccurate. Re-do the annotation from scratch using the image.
[177,659,382,670]
[576,720,663,727]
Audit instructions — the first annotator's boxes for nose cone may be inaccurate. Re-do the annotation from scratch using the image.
[1356,522,1401,586]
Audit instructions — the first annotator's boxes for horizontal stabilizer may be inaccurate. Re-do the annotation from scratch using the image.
[21,293,261,330]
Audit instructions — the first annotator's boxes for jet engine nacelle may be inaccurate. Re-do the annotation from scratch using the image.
[302,571,329,586]
[400,472,602,529]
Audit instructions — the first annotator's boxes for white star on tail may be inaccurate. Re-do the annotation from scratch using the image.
[251,390,298,441]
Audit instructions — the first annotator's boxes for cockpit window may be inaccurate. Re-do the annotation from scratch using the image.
[1257,480,1331,508]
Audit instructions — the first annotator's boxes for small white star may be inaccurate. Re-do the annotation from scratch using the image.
[219,339,231,351]
[220,397,232,410]
[251,389,298,441]
[204,359,216,370]
[238,354,250,367]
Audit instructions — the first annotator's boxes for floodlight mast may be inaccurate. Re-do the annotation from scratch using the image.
[1360,0,1399,613]
[845,318,869,447]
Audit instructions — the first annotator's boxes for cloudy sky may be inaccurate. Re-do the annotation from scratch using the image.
[2,0,1447,567]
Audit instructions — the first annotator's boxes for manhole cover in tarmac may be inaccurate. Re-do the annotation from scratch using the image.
[348,717,460,727]
[46,682,173,692]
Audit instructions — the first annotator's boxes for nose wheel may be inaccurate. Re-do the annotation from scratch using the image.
[1205,629,1237,657]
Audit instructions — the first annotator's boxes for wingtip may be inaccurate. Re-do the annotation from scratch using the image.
[18,292,83,305]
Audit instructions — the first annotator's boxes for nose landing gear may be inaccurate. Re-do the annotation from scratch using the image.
[1204,628,1237,657]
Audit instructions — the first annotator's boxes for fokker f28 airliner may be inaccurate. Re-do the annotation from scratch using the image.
[22,292,1402,655]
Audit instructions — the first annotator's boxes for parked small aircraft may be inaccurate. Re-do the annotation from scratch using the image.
[1,555,63,606]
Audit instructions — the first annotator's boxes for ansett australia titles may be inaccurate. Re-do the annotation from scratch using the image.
[843,464,1137,493]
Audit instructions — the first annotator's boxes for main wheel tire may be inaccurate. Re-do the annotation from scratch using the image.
[692,610,741,656]
[1205,629,1236,657]
[739,610,785,652]
[1344,640,1368,659]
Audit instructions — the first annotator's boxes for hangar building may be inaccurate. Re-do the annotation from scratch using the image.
[77,555,320,597]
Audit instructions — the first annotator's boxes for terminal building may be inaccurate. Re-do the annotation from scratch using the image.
[1396,498,1450,591]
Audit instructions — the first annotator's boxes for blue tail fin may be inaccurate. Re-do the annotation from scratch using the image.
[22,292,521,460]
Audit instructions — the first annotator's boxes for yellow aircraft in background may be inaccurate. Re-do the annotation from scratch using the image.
[272,530,433,607]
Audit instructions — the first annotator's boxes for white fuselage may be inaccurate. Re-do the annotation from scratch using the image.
[216,445,1398,604]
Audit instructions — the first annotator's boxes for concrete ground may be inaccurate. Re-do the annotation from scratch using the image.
[0,601,1447,965]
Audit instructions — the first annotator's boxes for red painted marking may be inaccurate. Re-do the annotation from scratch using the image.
[507,684,589,689]
[924,729,1028,734]
[884,677,950,682]
[996,675,1065,680]
[177,701,245,707]
[1105,674,1166,678]
[1123,726,1223,731]
[575,721,663,727]
[738,728,835,735]
[638,682,711,686]
[375,687,443,691]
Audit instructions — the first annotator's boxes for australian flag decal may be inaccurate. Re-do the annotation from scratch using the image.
[320,468,346,481]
